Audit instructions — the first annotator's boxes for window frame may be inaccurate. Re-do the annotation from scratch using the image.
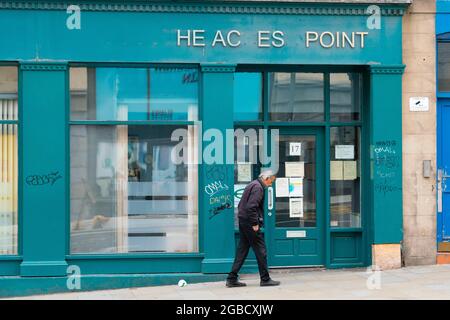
[67,63,202,256]
[233,67,365,232]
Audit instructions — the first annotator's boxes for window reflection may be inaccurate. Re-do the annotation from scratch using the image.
[70,125,198,253]
[330,73,362,122]
[70,67,199,121]
[270,73,324,122]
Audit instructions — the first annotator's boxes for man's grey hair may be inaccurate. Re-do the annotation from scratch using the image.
[259,170,276,180]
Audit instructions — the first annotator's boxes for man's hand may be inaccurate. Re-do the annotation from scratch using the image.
[252,225,259,232]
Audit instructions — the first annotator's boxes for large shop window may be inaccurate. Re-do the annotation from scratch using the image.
[438,41,450,92]
[330,127,361,228]
[0,66,18,255]
[70,67,199,254]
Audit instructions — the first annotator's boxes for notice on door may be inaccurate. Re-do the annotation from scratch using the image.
[289,178,303,197]
[289,197,304,218]
[335,145,354,160]
[275,177,289,197]
[343,161,358,180]
[330,161,344,180]
[285,162,305,177]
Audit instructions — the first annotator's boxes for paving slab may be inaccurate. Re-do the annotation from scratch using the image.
[5,265,450,300]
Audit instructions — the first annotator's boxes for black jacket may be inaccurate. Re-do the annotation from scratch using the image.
[238,178,266,227]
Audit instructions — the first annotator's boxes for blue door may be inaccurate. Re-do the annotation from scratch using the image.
[438,99,450,245]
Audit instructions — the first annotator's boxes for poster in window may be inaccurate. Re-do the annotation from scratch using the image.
[289,197,304,218]
[289,178,303,197]
[285,162,305,177]
[275,178,289,197]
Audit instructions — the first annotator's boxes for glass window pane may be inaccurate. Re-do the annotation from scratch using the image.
[0,66,18,255]
[70,67,199,121]
[0,124,18,255]
[270,72,324,122]
[234,73,262,121]
[438,42,450,92]
[330,73,362,122]
[70,125,198,253]
[330,127,361,228]
[275,135,316,227]
[0,67,18,120]
[233,127,261,229]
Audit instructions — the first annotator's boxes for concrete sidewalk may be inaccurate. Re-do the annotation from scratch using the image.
[5,264,450,300]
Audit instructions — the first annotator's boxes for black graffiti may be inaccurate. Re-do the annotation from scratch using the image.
[182,71,199,84]
[26,172,62,186]
[209,202,232,219]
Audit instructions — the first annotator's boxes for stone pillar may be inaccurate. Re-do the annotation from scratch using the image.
[20,63,68,276]
[369,65,405,270]
[402,0,437,266]
[200,65,236,273]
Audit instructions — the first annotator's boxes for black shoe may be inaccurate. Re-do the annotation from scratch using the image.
[260,279,280,287]
[226,280,247,288]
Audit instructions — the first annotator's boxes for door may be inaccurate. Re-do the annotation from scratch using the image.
[438,99,450,247]
[266,127,325,267]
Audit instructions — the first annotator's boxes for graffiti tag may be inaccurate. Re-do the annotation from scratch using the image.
[26,172,62,186]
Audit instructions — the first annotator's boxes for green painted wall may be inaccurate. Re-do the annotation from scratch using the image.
[369,65,404,244]
[200,65,236,273]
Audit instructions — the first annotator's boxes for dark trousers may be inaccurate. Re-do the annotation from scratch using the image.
[227,220,270,282]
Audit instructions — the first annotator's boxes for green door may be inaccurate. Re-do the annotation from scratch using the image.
[266,127,325,267]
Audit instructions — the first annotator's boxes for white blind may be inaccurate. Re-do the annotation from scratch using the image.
[0,99,18,255]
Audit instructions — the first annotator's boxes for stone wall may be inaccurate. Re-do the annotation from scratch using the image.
[402,0,437,266]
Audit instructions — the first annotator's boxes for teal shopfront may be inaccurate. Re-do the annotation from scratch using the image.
[0,1,407,296]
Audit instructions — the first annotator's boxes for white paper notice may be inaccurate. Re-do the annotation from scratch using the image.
[289,142,302,156]
[343,161,358,180]
[289,178,303,197]
[285,162,305,177]
[289,198,304,218]
[335,145,354,160]
[275,178,289,197]
[237,162,252,182]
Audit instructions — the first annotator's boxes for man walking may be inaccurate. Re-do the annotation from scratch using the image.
[226,170,280,287]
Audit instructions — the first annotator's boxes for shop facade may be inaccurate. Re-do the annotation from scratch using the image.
[0,0,409,296]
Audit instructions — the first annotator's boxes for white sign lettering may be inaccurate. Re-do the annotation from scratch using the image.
[176,29,368,49]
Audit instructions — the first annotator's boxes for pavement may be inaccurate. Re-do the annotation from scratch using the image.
[5,264,450,300]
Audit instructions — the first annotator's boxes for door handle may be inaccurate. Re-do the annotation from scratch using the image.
[268,186,274,211]
[438,169,443,213]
